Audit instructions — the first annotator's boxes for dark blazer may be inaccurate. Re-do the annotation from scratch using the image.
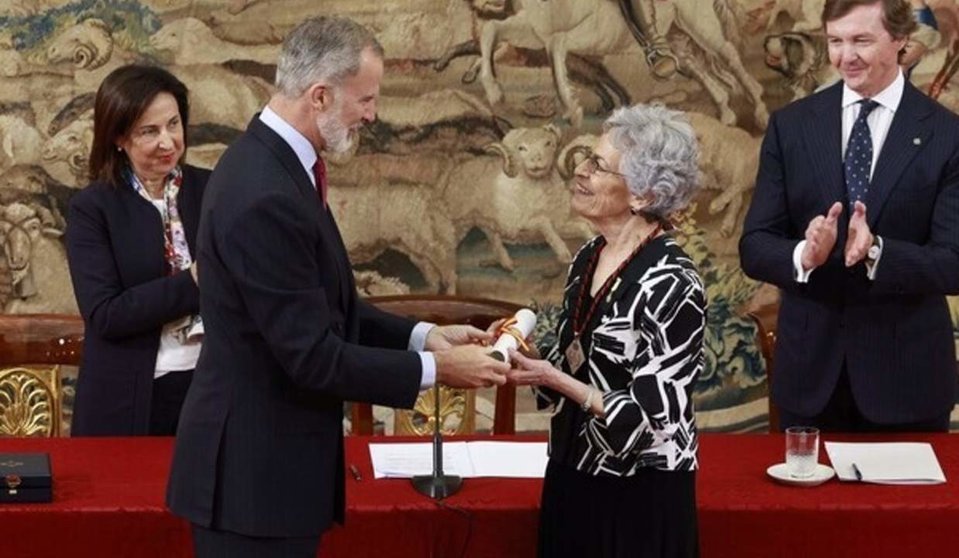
[66,164,208,436]
[740,80,959,423]
[166,116,423,538]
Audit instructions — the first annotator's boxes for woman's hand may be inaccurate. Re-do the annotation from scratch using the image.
[507,349,558,387]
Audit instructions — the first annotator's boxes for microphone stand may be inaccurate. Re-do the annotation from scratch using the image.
[411,383,462,499]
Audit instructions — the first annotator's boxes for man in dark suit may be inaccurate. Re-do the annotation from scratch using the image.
[740,0,959,432]
[166,16,510,556]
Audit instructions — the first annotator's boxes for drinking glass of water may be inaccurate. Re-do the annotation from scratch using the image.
[785,426,819,478]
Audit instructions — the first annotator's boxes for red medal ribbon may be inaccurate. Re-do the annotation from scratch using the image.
[569,223,662,339]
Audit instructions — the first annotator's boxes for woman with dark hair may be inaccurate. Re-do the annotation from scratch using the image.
[67,64,209,436]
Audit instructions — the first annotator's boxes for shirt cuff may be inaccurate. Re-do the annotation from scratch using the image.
[793,240,815,283]
[408,321,436,351]
[417,351,436,391]
[865,236,883,280]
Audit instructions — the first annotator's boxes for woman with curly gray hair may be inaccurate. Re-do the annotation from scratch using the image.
[507,103,705,557]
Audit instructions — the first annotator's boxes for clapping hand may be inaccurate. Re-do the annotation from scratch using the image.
[801,201,875,269]
[844,201,874,267]
[801,202,842,270]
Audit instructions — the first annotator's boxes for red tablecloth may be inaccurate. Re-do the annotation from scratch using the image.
[320,436,542,558]
[697,433,959,558]
[1,434,958,557]
[0,437,189,558]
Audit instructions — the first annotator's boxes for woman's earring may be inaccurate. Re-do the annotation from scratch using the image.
[116,146,122,152]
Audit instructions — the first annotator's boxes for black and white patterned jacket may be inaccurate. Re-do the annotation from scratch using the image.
[535,234,705,476]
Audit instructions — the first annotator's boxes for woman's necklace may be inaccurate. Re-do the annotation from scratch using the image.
[564,223,662,374]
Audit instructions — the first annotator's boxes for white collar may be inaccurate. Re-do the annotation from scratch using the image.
[258,105,318,184]
[841,69,904,112]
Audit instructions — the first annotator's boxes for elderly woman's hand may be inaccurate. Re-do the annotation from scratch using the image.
[507,349,559,387]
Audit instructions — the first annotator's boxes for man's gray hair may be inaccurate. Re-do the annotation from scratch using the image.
[604,103,700,220]
[275,16,384,97]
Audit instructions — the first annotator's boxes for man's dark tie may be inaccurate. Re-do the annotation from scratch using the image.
[844,99,880,209]
[313,157,328,209]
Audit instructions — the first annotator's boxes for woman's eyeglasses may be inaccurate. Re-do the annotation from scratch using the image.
[572,149,626,178]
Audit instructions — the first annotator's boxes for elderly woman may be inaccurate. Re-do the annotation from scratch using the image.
[66,65,209,436]
[508,104,705,557]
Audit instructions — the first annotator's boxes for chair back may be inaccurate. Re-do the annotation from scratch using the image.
[748,305,779,433]
[0,314,83,437]
[354,295,524,436]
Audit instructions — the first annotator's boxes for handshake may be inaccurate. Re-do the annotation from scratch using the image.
[428,309,540,389]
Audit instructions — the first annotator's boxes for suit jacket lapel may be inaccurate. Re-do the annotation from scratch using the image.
[122,185,166,277]
[247,116,353,311]
[559,239,598,351]
[802,82,846,210]
[866,83,933,228]
[324,207,356,311]
[177,170,201,258]
[249,117,316,200]
[593,237,662,326]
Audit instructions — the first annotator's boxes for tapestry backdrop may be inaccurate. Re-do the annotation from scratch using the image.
[2,0,958,431]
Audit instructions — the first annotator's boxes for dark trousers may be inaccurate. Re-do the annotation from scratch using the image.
[191,524,320,558]
[779,367,951,433]
[148,370,193,436]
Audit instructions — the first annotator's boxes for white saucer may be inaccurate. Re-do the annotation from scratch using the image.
[766,463,835,487]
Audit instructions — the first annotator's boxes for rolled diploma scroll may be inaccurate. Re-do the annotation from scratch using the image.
[488,308,537,362]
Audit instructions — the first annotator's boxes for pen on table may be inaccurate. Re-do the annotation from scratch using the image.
[349,464,362,482]
[851,462,863,481]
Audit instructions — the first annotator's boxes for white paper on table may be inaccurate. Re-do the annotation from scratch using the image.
[368,442,474,479]
[465,441,548,478]
[824,441,946,484]
[368,441,548,479]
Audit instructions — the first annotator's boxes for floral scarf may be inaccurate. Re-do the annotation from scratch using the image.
[127,166,201,343]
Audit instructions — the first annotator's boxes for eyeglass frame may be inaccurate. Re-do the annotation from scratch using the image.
[576,149,627,178]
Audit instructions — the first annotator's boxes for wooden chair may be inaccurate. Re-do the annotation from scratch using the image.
[0,314,84,437]
[748,304,780,433]
[353,295,524,436]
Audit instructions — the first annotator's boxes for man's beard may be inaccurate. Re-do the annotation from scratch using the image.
[316,107,356,155]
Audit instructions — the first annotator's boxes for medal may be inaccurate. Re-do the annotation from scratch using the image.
[565,337,586,373]
[565,223,662,376]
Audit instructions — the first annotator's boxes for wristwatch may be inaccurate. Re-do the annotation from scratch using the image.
[866,236,882,264]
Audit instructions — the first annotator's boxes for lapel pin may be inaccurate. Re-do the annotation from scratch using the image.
[913,137,921,145]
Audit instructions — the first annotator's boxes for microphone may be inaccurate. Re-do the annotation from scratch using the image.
[411,382,462,499]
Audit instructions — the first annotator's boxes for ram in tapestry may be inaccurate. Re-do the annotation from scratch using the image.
[0,0,956,434]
